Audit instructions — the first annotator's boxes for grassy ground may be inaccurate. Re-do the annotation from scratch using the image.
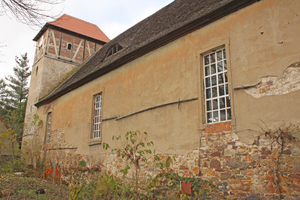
[0,173,69,199]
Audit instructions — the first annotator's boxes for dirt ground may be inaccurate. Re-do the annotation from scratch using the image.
[0,173,69,200]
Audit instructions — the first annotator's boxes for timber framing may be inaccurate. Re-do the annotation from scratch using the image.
[34,24,107,46]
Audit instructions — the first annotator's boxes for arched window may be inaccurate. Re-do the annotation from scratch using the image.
[107,44,123,57]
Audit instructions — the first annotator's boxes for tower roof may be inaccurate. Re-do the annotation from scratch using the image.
[33,14,110,43]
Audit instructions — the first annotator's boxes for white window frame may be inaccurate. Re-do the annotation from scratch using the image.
[203,48,231,124]
[45,112,52,144]
[93,93,102,138]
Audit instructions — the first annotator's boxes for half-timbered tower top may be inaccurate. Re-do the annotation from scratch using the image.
[32,14,110,65]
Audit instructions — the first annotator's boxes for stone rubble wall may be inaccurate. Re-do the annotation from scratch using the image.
[38,122,300,199]
[98,123,300,199]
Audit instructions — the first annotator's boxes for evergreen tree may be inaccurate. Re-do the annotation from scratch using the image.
[4,53,31,140]
[0,78,8,117]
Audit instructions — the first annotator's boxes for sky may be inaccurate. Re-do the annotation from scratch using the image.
[0,0,173,80]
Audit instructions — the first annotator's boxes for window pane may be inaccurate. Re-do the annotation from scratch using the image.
[219,97,225,109]
[225,72,228,82]
[227,109,231,120]
[108,50,112,57]
[206,88,211,99]
[213,111,218,122]
[217,62,223,72]
[211,64,216,74]
[212,87,218,98]
[226,96,231,107]
[207,112,212,123]
[226,84,229,95]
[218,74,224,84]
[210,53,215,63]
[205,66,210,76]
[224,60,227,70]
[204,55,209,65]
[205,77,211,87]
[206,100,212,111]
[217,50,222,61]
[212,75,217,86]
[219,85,225,96]
[223,49,226,59]
[220,110,226,121]
[213,99,218,110]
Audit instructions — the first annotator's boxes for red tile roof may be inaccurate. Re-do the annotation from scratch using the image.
[49,14,110,42]
[33,14,110,43]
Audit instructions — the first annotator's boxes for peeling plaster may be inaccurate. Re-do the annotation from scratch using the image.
[245,62,300,98]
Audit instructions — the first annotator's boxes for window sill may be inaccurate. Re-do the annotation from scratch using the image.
[89,138,102,146]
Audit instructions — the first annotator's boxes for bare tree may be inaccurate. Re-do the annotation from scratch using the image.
[0,0,64,27]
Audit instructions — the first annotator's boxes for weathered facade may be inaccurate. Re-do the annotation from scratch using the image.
[24,0,300,198]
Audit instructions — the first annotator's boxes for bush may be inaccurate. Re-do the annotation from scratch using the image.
[94,172,135,200]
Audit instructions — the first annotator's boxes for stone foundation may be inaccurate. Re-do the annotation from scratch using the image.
[30,124,300,199]
[98,128,300,199]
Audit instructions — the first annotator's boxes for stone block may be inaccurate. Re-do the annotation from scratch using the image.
[227,159,237,168]
[211,151,222,157]
[237,146,247,153]
[227,179,241,184]
[217,181,228,191]
[261,147,272,156]
[224,149,235,157]
[292,165,300,172]
[210,159,222,170]
[220,172,231,180]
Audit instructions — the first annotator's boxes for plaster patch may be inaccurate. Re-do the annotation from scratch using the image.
[245,62,300,98]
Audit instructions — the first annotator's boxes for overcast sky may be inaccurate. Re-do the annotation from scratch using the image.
[0,0,173,80]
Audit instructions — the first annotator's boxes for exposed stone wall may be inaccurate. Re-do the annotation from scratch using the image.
[198,128,300,199]
[245,62,300,98]
[95,126,300,199]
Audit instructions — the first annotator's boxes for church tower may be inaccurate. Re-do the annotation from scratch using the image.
[24,14,109,137]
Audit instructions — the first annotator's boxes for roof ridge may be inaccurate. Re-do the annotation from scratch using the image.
[58,14,99,28]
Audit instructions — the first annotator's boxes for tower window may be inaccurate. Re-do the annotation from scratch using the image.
[67,43,72,50]
[107,44,123,57]
[36,66,38,76]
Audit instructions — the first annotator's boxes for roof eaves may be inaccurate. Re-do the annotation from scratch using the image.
[33,24,107,45]
[35,0,259,107]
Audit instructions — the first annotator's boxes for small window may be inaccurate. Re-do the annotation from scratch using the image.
[203,48,231,124]
[93,94,102,138]
[67,43,72,50]
[45,113,52,144]
[107,44,123,58]
[36,66,38,76]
